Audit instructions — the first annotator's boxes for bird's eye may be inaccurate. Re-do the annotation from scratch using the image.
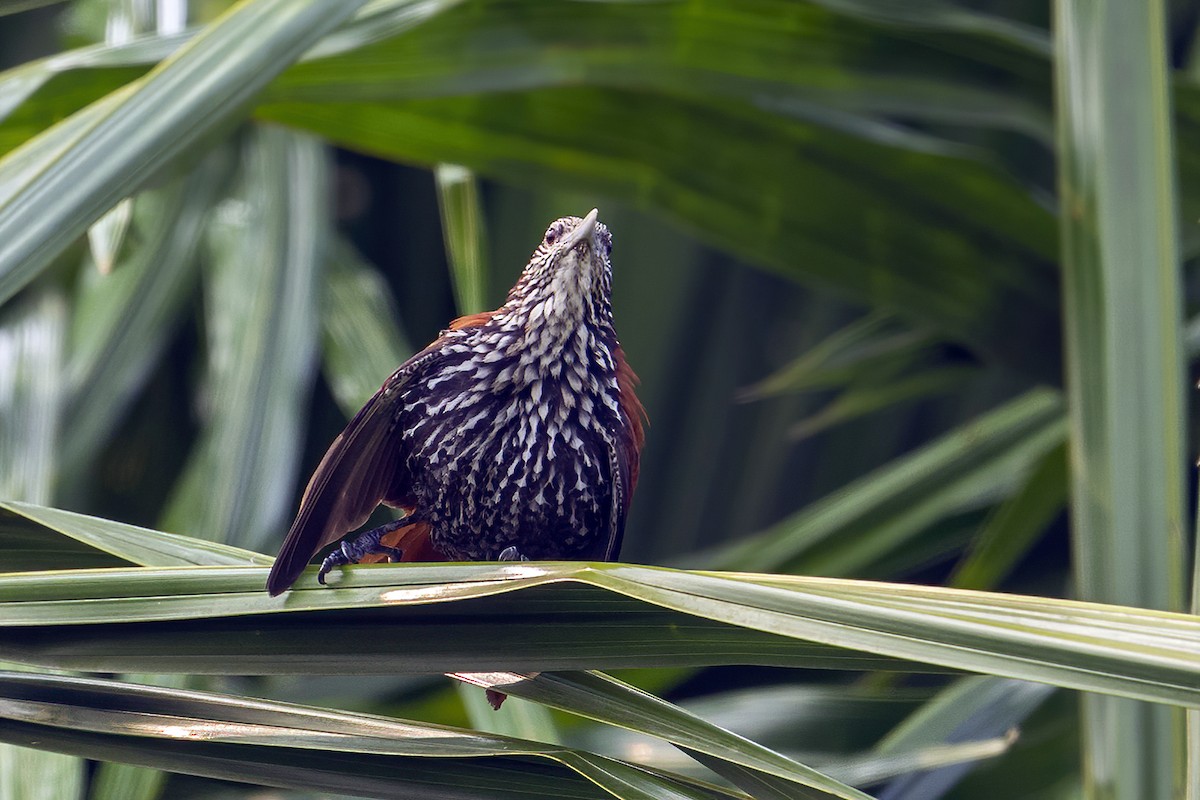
[545,222,565,245]
[600,229,613,257]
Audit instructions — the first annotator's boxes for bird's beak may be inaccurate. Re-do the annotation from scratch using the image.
[563,208,599,249]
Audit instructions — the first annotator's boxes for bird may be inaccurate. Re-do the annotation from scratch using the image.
[266,208,645,596]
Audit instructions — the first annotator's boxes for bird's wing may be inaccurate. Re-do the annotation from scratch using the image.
[601,347,647,561]
[601,439,629,561]
[266,347,440,596]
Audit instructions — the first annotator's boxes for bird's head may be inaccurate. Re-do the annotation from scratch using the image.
[507,208,614,330]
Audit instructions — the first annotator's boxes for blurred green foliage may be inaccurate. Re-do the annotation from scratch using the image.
[0,1,1195,799]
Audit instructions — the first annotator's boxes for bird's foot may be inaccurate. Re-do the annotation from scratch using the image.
[497,546,530,562]
[317,517,414,586]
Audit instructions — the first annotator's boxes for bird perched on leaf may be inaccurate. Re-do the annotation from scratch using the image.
[267,209,645,595]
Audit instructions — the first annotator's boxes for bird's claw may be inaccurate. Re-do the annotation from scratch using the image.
[316,548,350,586]
[497,546,530,562]
[316,524,408,586]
